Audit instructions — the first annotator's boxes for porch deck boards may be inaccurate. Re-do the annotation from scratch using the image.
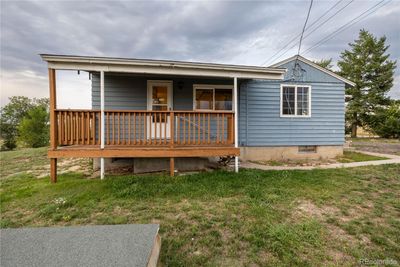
[48,145,239,158]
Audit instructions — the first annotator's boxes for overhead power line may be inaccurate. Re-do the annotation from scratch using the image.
[297,0,314,55]
[262,0,354,65]
[261,0,344,65]
[303,0,390,55]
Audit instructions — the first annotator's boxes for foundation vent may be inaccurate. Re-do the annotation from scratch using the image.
[298,145,317,153]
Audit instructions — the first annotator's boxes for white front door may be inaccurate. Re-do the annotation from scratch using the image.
[147,80,173,140]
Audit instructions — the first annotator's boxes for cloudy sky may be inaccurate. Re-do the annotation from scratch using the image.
[1,0,399,108]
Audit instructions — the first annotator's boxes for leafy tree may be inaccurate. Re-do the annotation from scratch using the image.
[0,96,34,150]
[313,58,333,70]
[0,97,49,150]
[338,29,396,137]
[18,106,49,148]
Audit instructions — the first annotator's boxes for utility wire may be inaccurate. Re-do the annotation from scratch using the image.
[261,0,348,66]
[263,0,354,66]
[297,0,314,55]
[303,0,389,55]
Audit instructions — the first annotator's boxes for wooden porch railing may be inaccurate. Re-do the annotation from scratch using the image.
[55,110,234,147]
[56,110,100,145]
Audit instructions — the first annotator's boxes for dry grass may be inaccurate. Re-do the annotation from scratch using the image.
[1,147,399,266]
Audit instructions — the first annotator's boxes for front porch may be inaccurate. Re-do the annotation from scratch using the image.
[49,109,239,158]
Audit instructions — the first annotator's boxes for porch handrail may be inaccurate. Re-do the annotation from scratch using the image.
[54,109,234,147]
[55,109,234,114]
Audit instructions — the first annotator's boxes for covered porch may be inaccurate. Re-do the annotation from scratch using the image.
[42,54,285,182]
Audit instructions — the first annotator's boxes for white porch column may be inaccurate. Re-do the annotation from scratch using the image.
[234,77,239,173]
[100,71,105,179]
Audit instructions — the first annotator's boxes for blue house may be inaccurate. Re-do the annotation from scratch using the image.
[41,54,354,181]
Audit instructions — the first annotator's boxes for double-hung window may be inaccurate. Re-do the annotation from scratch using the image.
[193,84,233,111]
[280,85,311,117]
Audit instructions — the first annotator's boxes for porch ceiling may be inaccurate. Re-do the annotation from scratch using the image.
[40,54,286,80]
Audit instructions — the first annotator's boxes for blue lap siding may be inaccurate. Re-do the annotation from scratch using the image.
[239,59,345,146]
[91,58,346,147]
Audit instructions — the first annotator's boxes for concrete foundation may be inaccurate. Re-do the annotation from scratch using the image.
[93,157,216,174]
[240,145,343,162]
[93,145,343,173]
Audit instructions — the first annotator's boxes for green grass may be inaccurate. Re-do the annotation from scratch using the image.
[0,147,49,178]
[336,151,388,163]
[1,148,399,266]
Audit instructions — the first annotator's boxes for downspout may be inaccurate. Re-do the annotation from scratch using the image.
[245,82,249,146]
[234,77,239,173]
[100,71,105,179]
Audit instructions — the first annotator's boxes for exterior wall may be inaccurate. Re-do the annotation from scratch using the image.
[92,74,234,143]
[92,73,232,110]
[239,59,345,147]
[240,145,343,161]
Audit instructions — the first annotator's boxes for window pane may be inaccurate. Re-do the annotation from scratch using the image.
[215,89,232,110]
[152,86,168,105]
[282,86,295,115]
[196,89,213,110]
[297,87,309,116]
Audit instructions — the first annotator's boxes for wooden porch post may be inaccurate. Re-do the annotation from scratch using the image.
[233,77,239,173]
[49,68,57,183]
[170,158,175,177]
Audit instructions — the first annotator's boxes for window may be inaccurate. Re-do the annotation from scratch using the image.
[194,85,233,111]
[281,85,311,117]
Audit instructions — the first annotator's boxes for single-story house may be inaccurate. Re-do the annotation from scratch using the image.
[41,54,354,182]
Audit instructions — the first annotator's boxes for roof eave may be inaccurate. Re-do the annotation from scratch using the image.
[40,54,287,77]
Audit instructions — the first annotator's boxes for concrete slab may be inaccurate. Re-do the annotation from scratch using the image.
[1,224,160,267]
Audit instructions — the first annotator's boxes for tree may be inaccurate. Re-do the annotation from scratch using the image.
[0,97,49,150]
[313,58,333,70]
[0,96,34,150]
[338,29,396,137]
[368,102,400,138]
[18,106,49,148]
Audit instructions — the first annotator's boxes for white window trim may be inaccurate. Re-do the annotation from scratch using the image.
[193,84,233,111]
[280,84,312,118]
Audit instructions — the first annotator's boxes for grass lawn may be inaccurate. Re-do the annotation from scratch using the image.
[1,148,399,266]
[336,151,388,163]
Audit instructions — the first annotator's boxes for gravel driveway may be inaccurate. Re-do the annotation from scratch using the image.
[350,138,400,155]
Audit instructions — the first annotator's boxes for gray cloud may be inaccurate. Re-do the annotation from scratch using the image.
[1,0,399,106]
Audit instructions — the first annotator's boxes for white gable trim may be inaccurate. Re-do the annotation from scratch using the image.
[270,55,355,87]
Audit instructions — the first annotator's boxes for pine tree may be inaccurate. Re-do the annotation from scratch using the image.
[313,58,333,70]
[338,29,396,137]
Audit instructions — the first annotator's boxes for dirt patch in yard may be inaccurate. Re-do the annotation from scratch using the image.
[293,200,371,247]
[295,200,341,219]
